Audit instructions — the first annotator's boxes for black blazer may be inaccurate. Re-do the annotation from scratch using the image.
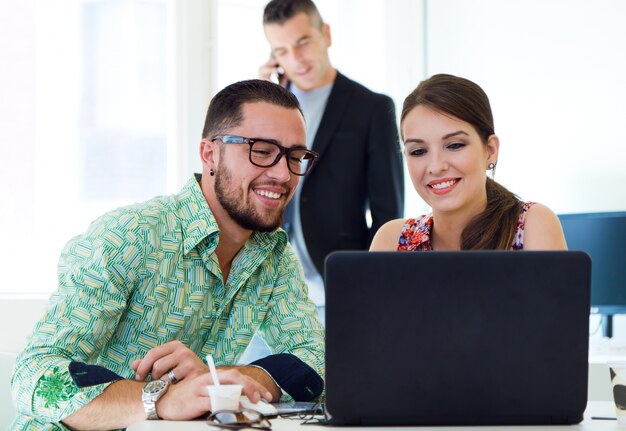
[284,72,404,274]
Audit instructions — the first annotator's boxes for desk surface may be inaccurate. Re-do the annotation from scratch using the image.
[127,401,619,431]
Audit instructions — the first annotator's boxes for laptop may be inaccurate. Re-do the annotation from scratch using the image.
[324,251,591,426]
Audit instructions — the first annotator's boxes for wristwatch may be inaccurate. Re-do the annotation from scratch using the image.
[142,379,169,420]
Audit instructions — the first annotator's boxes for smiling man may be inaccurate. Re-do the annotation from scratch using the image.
[258,0,404,313]
[11,80,324,430]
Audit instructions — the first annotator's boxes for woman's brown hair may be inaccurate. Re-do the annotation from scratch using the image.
[401,74,522,250]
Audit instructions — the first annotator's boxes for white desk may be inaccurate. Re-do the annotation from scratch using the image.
[128,401,620,431]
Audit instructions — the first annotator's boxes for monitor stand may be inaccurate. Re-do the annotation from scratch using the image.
[602,314,613,338]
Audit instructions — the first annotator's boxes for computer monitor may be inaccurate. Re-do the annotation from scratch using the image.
[558,211,626,338]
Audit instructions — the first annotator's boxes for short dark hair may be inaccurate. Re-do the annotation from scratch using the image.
[202,79,302,139]
[263,0,323,28]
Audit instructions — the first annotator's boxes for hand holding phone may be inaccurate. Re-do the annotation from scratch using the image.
[258,54,287,87]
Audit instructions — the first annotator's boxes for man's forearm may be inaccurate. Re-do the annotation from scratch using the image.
[62,380,145,430]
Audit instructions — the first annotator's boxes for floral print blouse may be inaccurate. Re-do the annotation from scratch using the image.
[397,202,535,251]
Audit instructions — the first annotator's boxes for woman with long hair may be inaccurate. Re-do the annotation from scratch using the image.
[371,74,566,251]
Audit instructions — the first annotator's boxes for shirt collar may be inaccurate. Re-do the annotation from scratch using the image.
[177,174,288,255]
[176,175,219,255]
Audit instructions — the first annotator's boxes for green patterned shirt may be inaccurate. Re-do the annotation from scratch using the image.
[11,175,324,430]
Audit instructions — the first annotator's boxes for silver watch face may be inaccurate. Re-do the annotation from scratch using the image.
[144,379,168,395]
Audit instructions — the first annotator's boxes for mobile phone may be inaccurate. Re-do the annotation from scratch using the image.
[269,52,288,87]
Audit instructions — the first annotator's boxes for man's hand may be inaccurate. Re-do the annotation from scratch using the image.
[258,57,287,86]
[158,369,276,420]
[132,341,275,402]
[156,367,277,420]
[220,366,280,402]
[62,369,273,428]
[132,340,207,383]
[63,344,281,429]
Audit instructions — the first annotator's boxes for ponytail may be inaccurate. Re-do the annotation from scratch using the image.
[461,178,522,250]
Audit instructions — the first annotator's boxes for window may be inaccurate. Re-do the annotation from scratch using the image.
[3,0,413,295]
[1,0,184,295]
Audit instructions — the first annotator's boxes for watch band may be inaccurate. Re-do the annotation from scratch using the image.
[144,400,159,420]
[142,379,169,420]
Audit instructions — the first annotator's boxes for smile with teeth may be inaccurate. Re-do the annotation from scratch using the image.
[254,189,283,199]
[430,179,459,189]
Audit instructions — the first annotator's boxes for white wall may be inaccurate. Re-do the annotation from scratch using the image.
[0,0,214,297]
[422,0,626,214]
[0,299,48,353]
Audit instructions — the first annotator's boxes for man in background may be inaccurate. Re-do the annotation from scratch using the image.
[259,0,404,313]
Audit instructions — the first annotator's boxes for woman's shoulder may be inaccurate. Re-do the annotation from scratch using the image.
[521,202,567,250]
[370,218,408,251]
[524,202,557,224]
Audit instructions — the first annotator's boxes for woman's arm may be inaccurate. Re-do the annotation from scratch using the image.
[369,218,406,251]
[523,203,568,250]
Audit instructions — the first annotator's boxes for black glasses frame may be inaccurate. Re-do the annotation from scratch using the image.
[207,409,272,430]
[211,135,318,176]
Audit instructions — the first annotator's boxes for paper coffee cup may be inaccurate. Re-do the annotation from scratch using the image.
[607,361,626,424]
[207,384,243,412]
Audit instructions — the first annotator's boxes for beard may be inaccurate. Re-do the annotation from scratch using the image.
[214,163,287,232]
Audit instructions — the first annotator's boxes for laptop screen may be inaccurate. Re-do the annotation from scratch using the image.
[324,251,590,426]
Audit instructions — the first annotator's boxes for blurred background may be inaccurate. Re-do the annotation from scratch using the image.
[1,0,625,307]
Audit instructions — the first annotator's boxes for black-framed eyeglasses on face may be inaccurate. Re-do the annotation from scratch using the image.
[211,135,318,176]
[206,409,272,430]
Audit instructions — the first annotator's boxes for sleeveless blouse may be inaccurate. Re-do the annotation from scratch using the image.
[397,202,535,251]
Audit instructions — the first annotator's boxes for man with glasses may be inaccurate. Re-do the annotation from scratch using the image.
[11,80,324,430]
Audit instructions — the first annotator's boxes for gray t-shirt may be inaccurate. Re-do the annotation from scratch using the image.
[290,82,333,305]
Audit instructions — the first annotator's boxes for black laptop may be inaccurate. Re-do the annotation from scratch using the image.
[324,251,591,426]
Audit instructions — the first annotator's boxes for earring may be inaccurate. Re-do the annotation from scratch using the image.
[487,162,496,179]
[209,168,215,177]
